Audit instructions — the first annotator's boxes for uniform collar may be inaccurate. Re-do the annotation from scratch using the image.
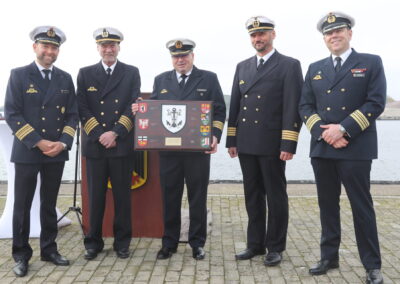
[331,47,352,65]
[175,67,193,81]
[101,60,118,74]
[257,48,275,63]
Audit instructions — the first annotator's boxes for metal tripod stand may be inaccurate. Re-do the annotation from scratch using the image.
[57,124,84,235]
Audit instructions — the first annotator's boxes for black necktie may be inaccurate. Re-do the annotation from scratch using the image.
[257,58,264,70]
[42,69,51,93]
[106,67,112,77]
[335,57,342,72]
[179,74,187,88]
[43,69,51,81]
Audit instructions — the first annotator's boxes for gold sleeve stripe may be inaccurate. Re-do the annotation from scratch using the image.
[305,114,322,131]
[282,130,299,142]
[350,110,369,131]
[62,126,76,138]
[84,117,100,135]
[227,127,236,136]
[15,124,34,141]
[118,115,133,132]
[212,121,224,131]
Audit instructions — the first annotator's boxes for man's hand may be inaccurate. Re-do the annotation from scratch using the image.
[228,147,238,158]
[205,136,218,154]
[42,141,64,157]
[131,97,143,115]
[280,151,294,161]
[99,131,117,149]
[36,139,53,153]
[320,124,344,145]
[332,137,349,149]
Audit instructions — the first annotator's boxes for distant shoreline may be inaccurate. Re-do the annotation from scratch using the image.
[379,107,400,120]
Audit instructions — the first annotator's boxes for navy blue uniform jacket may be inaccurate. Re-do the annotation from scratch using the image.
[77,61,141,158]
[226,51,303,155]
[5,62,78,163]
[150,66,226,142]
[299,49,386,160]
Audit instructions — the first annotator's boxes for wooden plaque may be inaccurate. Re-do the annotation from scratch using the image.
[134,100,213,151]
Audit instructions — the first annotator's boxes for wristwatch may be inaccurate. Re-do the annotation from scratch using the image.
[339,124,346,134]
[61,142,67,150]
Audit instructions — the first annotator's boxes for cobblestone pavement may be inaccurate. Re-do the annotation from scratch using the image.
[0,184,399,283]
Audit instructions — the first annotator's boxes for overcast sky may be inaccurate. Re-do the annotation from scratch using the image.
[1,0,399,103]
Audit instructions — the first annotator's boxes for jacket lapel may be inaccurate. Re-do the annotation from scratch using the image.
[164,70,181,99]
[240,56,257,94]
[100,61,125,99]
[28,62,47,94]
[331,49,359,88]
[242,52,279,94]
[94,61,107,87]
[42,66,62,105]
[320,57,335,85]
[181,66,202,99]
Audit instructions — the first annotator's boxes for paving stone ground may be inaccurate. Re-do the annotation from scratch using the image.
[0,183,399,283]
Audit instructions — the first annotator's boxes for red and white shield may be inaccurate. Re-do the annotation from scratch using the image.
[138,102,148,113]
[138,118,149,130]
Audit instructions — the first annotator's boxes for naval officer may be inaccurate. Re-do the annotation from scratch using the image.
[77,27,141,260]
[299,12,385,284]
[133,38,226,260]
[4,26,78,277]
[226,16,303,266]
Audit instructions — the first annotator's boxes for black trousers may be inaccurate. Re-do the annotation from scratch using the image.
[159,152,210,249]
[238,154,288,252]
[84,156,132,251]
[12,162,65,262]
[311,158,381,269]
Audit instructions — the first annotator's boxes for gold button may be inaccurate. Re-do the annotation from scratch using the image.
[100,101,104,104]
[255,120,258,124]
[368,113,372,117]
[341,88,346,92]
[115,122,117,125]
[57,129,60,132]
[42,129,46,133]
[327,107,331,111]
[342,107,346,110]
[57,118,60,121]
[244,95,248,98]
[56,106,60,109]
[100,112,104,116]
[42,117,45,120]
[327,90,331,94]
[304,116,307,119]
[257,95,261,99]
[115,99,119,103]
[243,107,247,110]
[17,122,21,125]
[42,106,45,109]
[115,111,119,114]
[242,118,246,122]
[256,108,259,111]
[102,123,106,127]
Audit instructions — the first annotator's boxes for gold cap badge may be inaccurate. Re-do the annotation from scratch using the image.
[253,19,260,28]
[327,14,336,23]
[102,29,109,38]
[47,28,55,37]
[175,40,183,49]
